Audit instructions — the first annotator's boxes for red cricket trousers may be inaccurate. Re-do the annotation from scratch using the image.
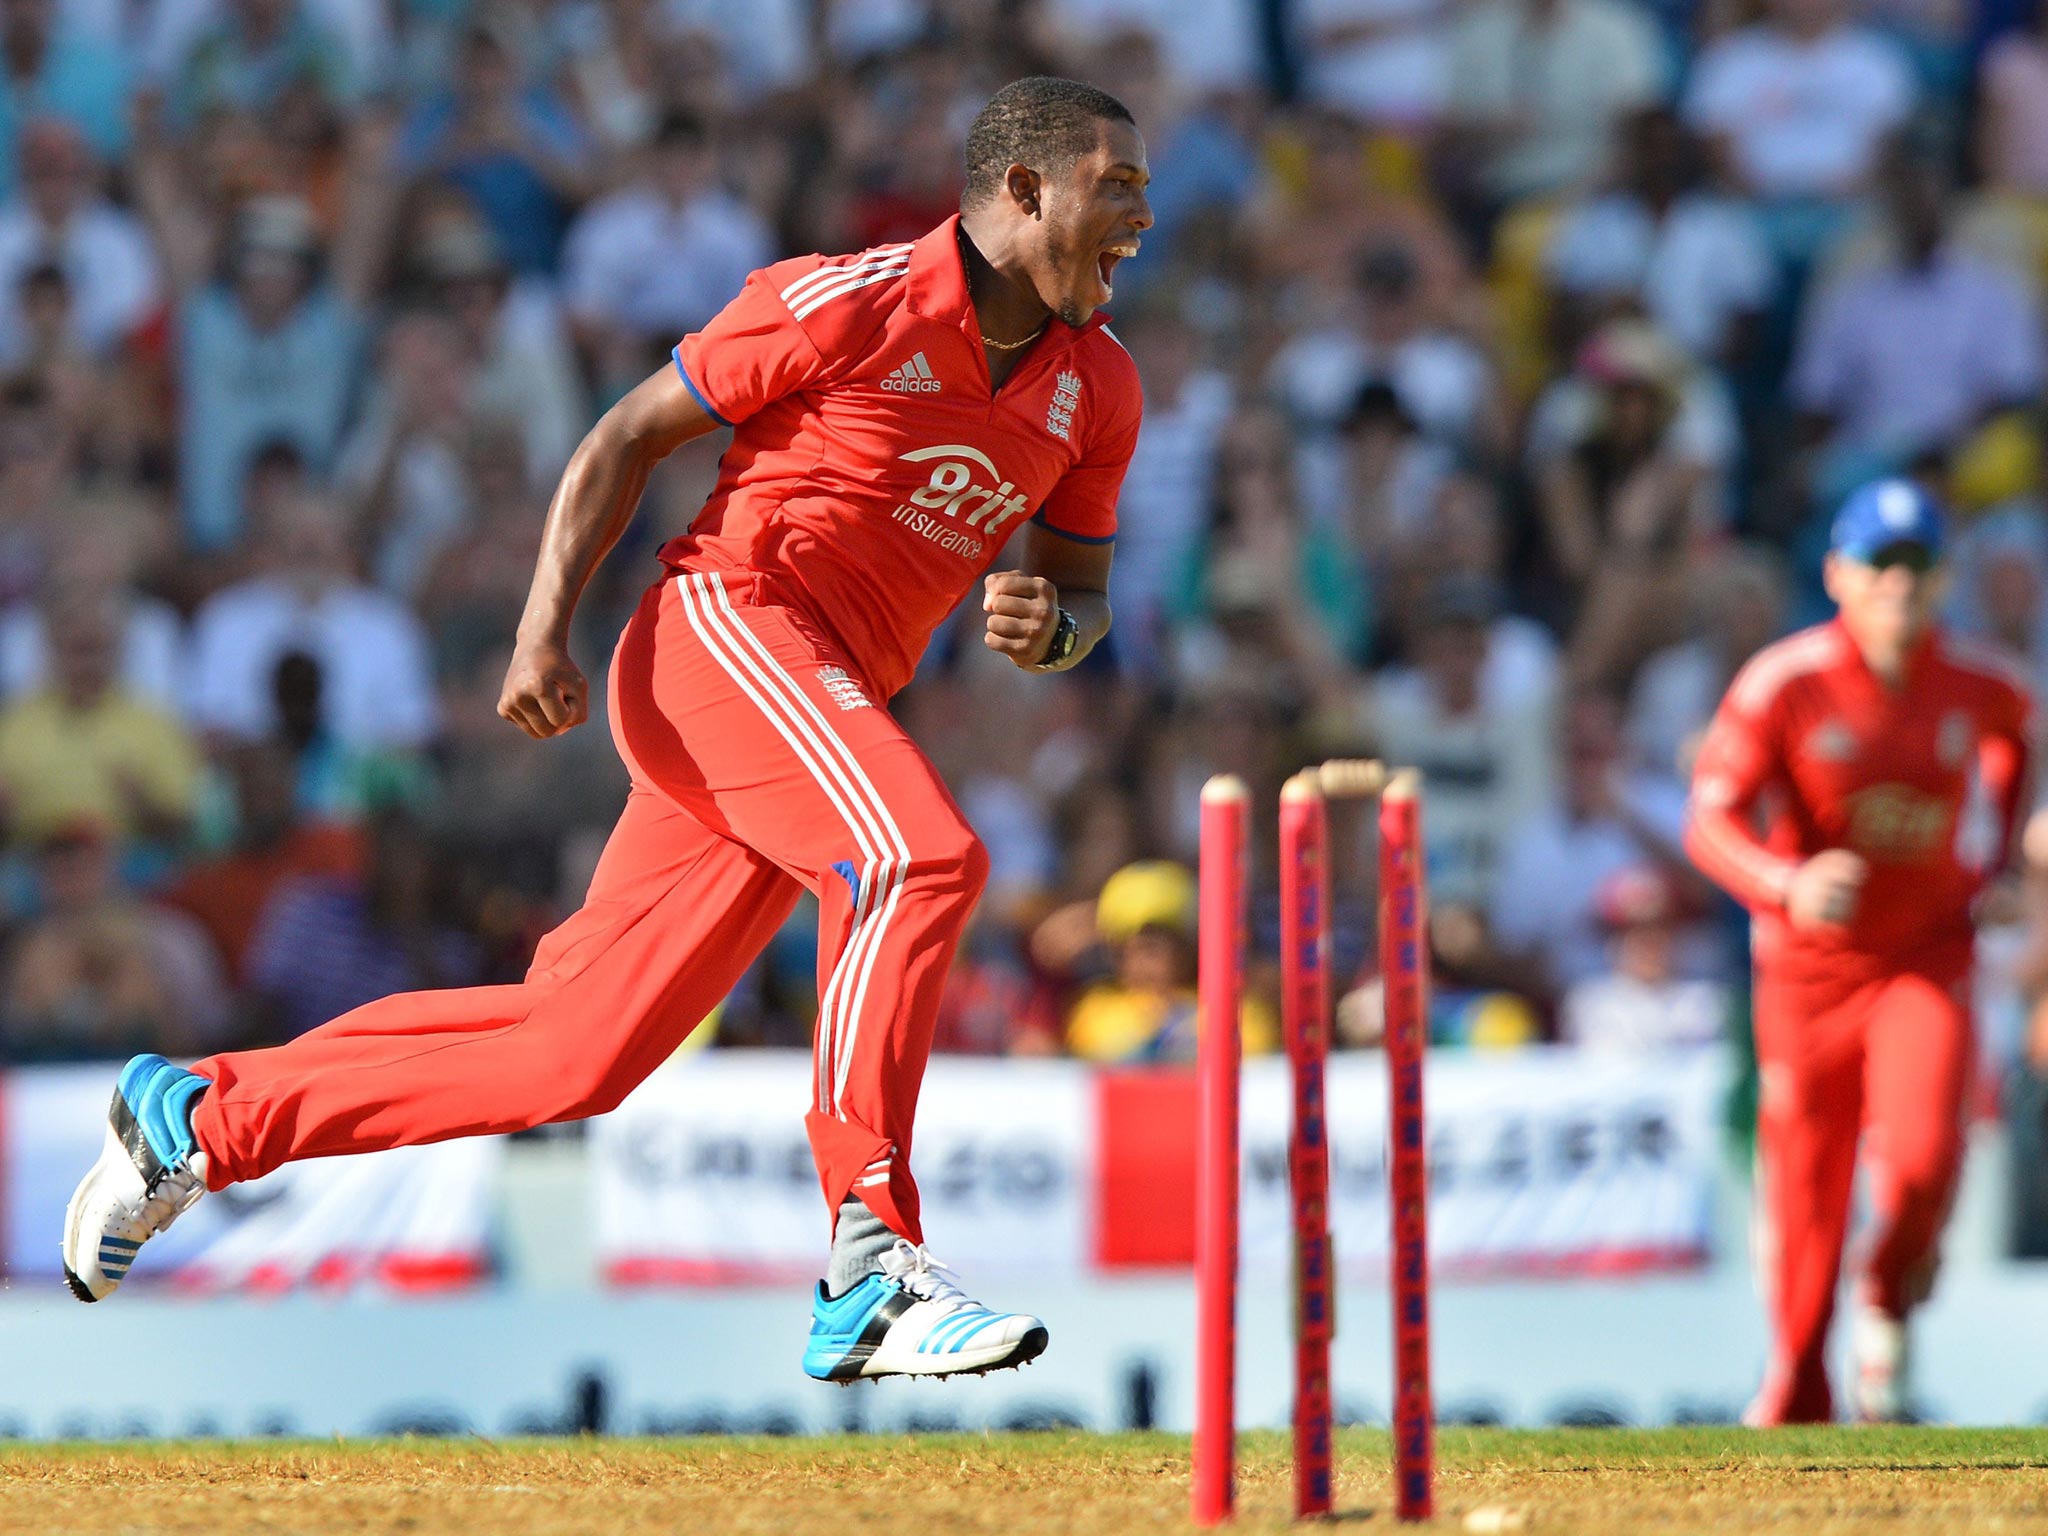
[1748,963,1973,1423]
[189,569,989,1244]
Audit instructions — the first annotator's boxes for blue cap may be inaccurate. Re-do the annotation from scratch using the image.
[1830,479,1946,565]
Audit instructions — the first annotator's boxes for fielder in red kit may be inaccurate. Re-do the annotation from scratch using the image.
[1686,479,2034,1424]
[61,78,1151,1383]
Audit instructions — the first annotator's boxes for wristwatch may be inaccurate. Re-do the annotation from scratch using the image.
[1034,607,1079,670]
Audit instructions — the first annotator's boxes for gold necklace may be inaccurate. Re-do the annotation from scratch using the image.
[980,320,1048,351]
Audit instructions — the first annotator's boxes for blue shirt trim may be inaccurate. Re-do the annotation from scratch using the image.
[1029,512,1115,545]
[671,346,734,427]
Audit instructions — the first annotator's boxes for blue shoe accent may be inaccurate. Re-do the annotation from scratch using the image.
[117,1055,207,1171]
[802,1274,911,1381]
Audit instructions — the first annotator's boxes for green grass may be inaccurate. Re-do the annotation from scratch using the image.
[3,1426,2047,1533]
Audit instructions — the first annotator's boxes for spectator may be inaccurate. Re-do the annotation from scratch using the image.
[186,490,438,752]
[1363,574,1557,909]
[1628,542,1790,781]
[1104,303,1234,680]
[1268,241,1500,453]
[157,195,368,552]
[243,808,483,1041]
[1979,3,2048,199]
[413,216,585,482]
[162,740,364,984]
[561,111,773,397]
[1063,860,1277,1062]
[0,0,131,197]
[1296,0,1453,129]
[1684,0,1916,213]
[1791,144,2044,477]
[0,589,201,847]
[1528,319,1734,685]
[1558,865,1730,1052]
[0,118,158,368]
[171,0,357,126]
[397,20,590,276]
[1488,691,1708,998]
[1444,0,1666,209]
[0,819,227,1062]
[1544,107,1775,369]
[0,523,185,711]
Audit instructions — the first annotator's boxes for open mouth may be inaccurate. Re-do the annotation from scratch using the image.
[1097,243,1138,297]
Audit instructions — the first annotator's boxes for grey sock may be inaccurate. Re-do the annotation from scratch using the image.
[826,1196,897,1297]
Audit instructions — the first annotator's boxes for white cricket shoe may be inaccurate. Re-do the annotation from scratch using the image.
[1852,1304,1911,1423]
[802,1239,1048,1382]
[61,1054,210,1301]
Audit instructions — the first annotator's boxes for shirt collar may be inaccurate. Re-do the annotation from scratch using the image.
[906,214,1108,358]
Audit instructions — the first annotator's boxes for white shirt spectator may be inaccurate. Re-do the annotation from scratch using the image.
[0,596,185,711]
[186,577,437,750]
[1448,0,1666,200]
[1684,23,1915,199]
[1545,193,1775,363]
[1299,0,1452,127]
[1269,324,1493,445]
[1370,665,1556,908]
[1790,248,2044,455]
[1560,973,1728,1051]
[0,194,158,364]
[561,184,771,343]
[1488,774,1704,986]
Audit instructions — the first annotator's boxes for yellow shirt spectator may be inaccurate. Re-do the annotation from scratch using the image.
[0,597,202,845]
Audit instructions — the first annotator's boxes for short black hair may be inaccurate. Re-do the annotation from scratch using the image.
[962,76,1134,209]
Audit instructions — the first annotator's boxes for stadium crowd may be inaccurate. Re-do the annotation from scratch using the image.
[3,0,2048,1112]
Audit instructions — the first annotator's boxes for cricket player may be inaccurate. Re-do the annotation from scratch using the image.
[61,76,1150,1383]
[1686,479,2034,1423]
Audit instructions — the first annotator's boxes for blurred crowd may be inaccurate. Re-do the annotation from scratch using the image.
[7,0,2048,1105]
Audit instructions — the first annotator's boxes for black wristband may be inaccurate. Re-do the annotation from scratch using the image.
[1034,607,1079,670]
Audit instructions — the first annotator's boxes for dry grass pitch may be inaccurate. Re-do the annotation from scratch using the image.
[3,1426,2046,1534]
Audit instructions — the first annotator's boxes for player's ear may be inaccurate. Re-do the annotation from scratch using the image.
[1820,552,1844,607]
[1004,163,1041,216]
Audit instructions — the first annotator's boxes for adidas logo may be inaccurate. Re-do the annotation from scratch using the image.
[881,352,942,393]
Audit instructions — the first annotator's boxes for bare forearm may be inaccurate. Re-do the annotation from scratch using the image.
[1062,587,1111,664]
[516,421,655,645]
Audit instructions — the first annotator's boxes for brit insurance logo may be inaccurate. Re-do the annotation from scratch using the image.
[888,445,1032,559]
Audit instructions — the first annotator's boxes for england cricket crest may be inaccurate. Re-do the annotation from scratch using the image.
[1046,370,1082,441]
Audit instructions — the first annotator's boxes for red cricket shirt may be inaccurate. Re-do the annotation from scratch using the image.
[663,216,1143,699]
[1686,619,2034,983]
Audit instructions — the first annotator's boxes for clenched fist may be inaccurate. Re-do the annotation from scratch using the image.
[982,570,1058,668]
[1786,848,1867,929]
[499,637,589,739]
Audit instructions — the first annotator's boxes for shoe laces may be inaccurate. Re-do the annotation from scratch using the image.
[133,1163,206,1237]
[879,1238,972,1310]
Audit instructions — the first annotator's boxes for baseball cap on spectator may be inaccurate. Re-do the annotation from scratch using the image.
[1096,860,1196,943]
[1830,478,1946,566]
